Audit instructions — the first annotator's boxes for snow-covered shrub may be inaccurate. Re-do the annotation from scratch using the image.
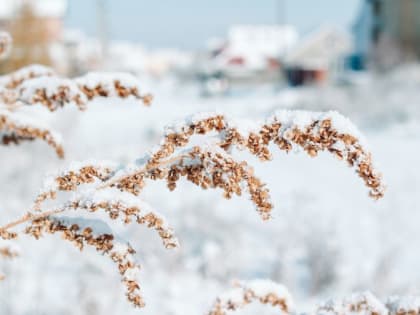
[210,281,420,315]
[207,279,293,315]
[0,107,385,308]
[0,31,152,158]
[0,30,399,312]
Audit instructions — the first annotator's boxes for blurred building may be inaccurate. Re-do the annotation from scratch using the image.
[353,0,420,69]
[284,26,352,86]
[0,0,67,73]
[0,0,67,41]
[196,25,298,95]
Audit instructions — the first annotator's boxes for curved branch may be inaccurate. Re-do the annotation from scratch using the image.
[24,216,145,307]
[208,280,293,315]
[147,111,385,199]
[0,110,64,158]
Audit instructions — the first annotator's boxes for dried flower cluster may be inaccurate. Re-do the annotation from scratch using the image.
[148,111,385,200]
[317,292,388,315]
[0,32,152,157]
[208,280,293,315]
[0,109,64,157]
[25,216,145,306]
[211,282,420,315]
[111,145,272,219]
[0,108,386,308]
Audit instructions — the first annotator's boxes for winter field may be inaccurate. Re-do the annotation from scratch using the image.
[0,66,420,315]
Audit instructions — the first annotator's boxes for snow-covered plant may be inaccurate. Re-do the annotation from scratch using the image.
[316,292,388,315]
[207,279,293,315]
[316,292,420,315]
[0,107,385,308]
[210,281,420,315]
[0,31,152,158]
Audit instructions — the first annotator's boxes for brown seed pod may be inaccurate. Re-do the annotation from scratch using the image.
[208,280,293,315]
[0,109,64,158]
[148,111,385,199]
[25,216,145,307]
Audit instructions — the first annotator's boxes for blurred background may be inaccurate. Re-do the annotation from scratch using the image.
[0,1,420,314]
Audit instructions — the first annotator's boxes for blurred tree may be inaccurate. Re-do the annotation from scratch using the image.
[0,1,52,74]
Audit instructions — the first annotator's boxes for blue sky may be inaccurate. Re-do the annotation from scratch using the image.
[65,0,361,49]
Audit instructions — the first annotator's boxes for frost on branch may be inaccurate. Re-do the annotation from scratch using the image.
[64,189,179,249]
[110,145,272,219]
[0,160,179,306]
[148,110,385,200]
[0,109,64,158]
[207,279,293,315]
[0,31,152,157]
[0,109,386,310]
[0,69,152,156]
[34,160,118,210]
[2,71,152,111]
[0,64,55,89]
[210,283,420,315]
[25,216,145,307]
[316,292,388,315]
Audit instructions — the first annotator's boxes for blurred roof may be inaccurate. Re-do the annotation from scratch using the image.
[286,25,352,69]
[0,0,67,19]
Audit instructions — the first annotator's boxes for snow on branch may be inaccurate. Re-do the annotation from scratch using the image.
[0,69,152,156]
[34,160,118,210]
[207,279,293,315]
[111,145,272,219]
[316,292,388,315]
[25,216,145,307]
[0,109,386,309]
[1,71,152,111]
[148,110,385,199]
[64,189,179,249]
[210,283,420,315]
[0,64,56,89]
[0,109,64,158]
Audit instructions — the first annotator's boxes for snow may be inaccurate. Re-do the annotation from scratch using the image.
[212,24,299,71]
[18,76,87,105]
[386,296,420,314]
[51,215,114,236]
[0,108,63,143]
[75,72,143,94]
[0,64,55,87]
[1,63,420,315]
[38,160,116,195]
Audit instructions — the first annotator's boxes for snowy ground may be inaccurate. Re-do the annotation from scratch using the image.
[0,68,420,315]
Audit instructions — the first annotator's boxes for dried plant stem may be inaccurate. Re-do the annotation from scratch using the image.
[99,154,189,190]
[0,209,64,237]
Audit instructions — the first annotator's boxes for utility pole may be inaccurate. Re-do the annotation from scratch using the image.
[277,0,286,25]
[96,0,108,65]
